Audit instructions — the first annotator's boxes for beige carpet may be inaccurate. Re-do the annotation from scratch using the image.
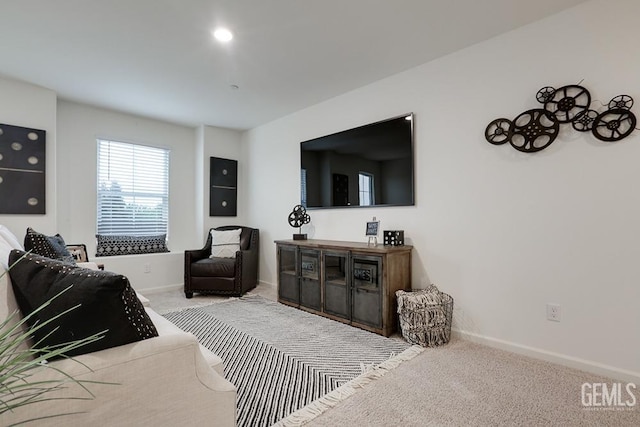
[142,282,278,314]
[302,338,640,427]
[145,288,639,426]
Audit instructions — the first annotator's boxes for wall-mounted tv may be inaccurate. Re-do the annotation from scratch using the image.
[300,113,414,209]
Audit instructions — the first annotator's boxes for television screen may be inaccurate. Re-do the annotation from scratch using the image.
[300,113,414,209]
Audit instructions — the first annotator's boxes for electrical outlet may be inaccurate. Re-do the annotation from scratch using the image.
[144,263,151,274]
[546,303,561,322]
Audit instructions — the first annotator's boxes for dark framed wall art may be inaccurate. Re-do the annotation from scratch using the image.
[210,156,238,216]
[0,123,46,214]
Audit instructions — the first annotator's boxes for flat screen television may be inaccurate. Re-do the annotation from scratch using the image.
[300,113,414,209]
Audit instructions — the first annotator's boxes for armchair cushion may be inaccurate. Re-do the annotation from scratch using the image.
[210,228,241,258]
[8,250,158,357]
[192,257,236,278]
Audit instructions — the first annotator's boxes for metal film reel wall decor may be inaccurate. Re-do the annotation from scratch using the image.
[484,83,637,152]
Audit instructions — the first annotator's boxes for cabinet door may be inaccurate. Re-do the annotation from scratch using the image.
[351,255,382,328]
[323,250,350,320]
[299,249,321,311]
[278,245,299,304]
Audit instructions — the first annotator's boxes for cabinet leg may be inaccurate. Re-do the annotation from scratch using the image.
[185,291,193,299]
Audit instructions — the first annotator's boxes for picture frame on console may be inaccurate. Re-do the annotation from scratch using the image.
[366,218,379,246]
[66,244,88,262]
[366,220,379,236]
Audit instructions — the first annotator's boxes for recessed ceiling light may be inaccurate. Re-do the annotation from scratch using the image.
[213,28,233,43]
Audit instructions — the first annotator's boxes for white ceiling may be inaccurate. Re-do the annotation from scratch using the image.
[0,0,587,130]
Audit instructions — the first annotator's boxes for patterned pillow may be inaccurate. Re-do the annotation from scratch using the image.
[96,234,169,257]
[24,227,76,264]
[8,250,158,357]
[210,228,241,258]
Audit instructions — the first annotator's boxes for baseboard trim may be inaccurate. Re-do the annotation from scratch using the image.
[137,283,183,295]
[258,280,276,288]
[454,329,640,383]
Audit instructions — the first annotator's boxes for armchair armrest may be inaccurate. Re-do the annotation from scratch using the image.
[236,229,259,293]
[185,247,210,262]
[185,248,210,292]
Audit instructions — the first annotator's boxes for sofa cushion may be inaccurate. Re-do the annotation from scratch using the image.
[210,228,241,258]
[23,227,76,264]
[8,250,158,357]
[0,225,23,250]
[0,237,13,270]
[192,257,236,278]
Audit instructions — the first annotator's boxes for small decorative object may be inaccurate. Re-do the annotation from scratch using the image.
[65,243,104,269]
[66,244,89,262]
[365,217,379,246]
[535,86,556,104]
[608,95,634,110]
[572,109,599,132]
[484,118,513,145]
[592,109,637,142]
[383,230,404,246]
[543,84,591,123]
[510,109,559,153]
[485,83,637,152]
[591,95,637,142]
[288,204,311,240]
[0,123,46,214]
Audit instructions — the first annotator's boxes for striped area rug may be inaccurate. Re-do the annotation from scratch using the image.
[163,296,415,427]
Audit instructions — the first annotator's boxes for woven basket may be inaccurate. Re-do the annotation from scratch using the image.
[396,285,453,347]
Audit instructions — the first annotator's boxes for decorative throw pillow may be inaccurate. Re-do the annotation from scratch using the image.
[8,250,158,357]
[210,228,241,258]
[96,234,169,257]
[23,227,76,264]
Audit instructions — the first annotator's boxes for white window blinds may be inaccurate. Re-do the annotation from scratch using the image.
[97,139,169,236]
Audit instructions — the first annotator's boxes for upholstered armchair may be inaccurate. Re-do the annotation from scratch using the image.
[184,226,259,298]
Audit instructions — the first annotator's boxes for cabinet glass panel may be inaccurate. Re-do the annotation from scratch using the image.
[352,257,380,292]
[299,249,321,311]
[278,246,299,304]
[300,251,319,280]
[351,255,382,328]
[323,251,349,320]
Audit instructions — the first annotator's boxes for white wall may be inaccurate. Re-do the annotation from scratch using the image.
[2,0,636,382]
[56,101,198,291]
[243,0,640,381]
[0,77,57,236]
[0,86,245,292]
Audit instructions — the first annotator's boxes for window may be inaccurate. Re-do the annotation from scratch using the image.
[359,172,374,206]
[97,139,169,254]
